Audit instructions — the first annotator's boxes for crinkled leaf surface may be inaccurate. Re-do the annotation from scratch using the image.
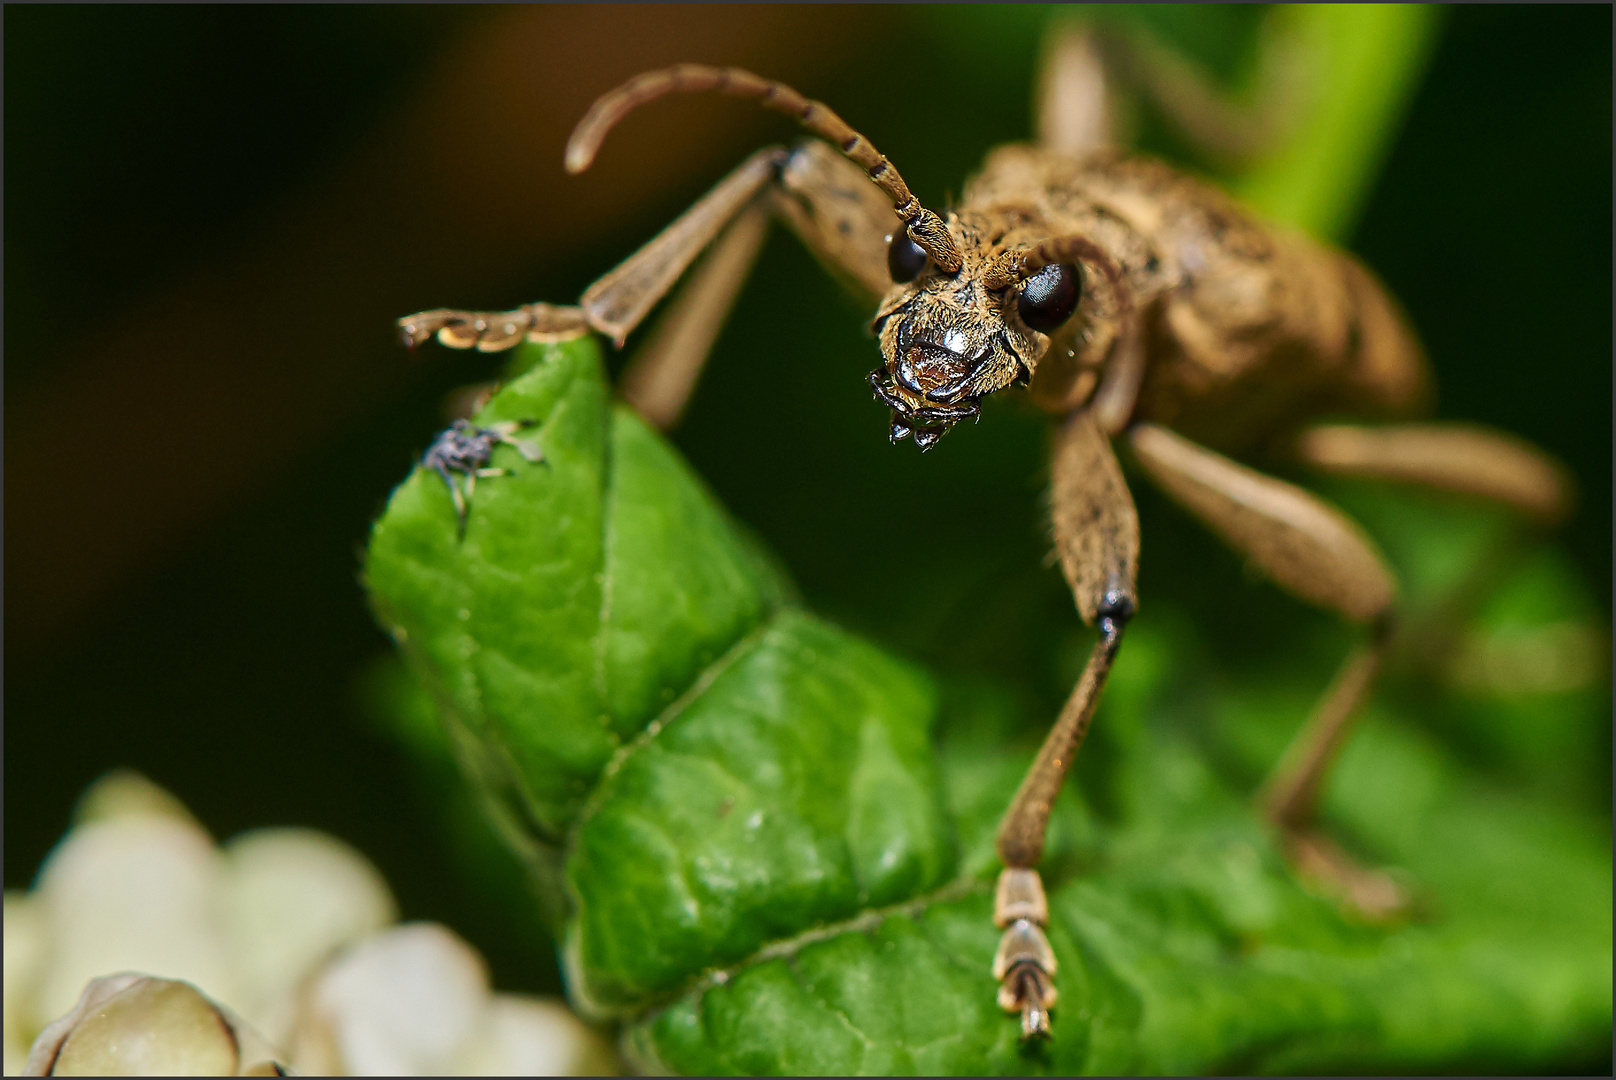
[365,338,1610,1074]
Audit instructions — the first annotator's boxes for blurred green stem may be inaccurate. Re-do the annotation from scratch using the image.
[1235,4,1442,242]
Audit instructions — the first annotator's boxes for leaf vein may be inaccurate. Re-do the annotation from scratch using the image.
[630,875,989,1030]
[567,610,785,846]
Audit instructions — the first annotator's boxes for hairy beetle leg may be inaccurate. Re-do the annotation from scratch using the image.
[421,419,544,539]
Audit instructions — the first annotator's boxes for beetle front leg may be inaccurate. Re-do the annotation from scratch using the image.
[398,145,786,363]
[994,608,1130,1039]
[578,147,787,348]
[993,410,1139,1039]
[399,302,591,352]
[402,140,895,435]
[769,139,895,303]
[621,138,894,430]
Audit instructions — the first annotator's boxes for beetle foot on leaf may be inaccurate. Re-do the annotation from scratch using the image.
[1285,828,1412,924]
[422,419,544,539]
[993,868,1057,1040]
[998,959,1057,1040]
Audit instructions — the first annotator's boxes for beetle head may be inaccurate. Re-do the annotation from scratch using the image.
[870,212,1081,450]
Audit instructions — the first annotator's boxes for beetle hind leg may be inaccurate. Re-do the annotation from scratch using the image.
[1255,621,1411,921]
[1269,419,1581,913]
[1127,422,1410,920]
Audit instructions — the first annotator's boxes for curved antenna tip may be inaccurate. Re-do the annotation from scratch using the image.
[563,142,595,175]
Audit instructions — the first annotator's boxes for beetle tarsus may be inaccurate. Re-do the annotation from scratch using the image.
[397,304,590,353]
[993,868,1058,1040]
[1000,962,1056,1040]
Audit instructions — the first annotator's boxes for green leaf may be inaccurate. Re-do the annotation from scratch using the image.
[365,338,1609,1073]
[366,341,788,842]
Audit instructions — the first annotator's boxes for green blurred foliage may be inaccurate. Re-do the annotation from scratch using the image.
[365,339,1609,1072]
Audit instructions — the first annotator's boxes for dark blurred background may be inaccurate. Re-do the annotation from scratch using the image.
[6,5,1610,997]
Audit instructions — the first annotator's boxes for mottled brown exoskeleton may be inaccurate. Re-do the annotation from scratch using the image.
[399,27,1572,1041]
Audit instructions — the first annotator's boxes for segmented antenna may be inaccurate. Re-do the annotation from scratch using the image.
[983,235,1126,298]
[564,64,963,274]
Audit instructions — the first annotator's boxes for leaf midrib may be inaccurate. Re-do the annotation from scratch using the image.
[625,873,991,1032]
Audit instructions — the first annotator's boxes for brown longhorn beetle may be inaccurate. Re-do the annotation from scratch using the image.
[398,25,1572,1041]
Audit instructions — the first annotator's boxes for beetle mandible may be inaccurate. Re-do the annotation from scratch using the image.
[399,24,1572,1041]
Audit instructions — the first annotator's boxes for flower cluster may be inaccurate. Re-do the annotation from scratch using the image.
[4,771,615,1075]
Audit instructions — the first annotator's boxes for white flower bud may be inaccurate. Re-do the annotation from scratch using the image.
[24,974,280,1076]
[73,770,198,828]
[32,813,236,1034]
[12,773,614,1076]
[288,923,488,1076]
[219,828,397,1044]
[286,923,617,1077]
[459,996,618,1077]
[4,893,47,1076]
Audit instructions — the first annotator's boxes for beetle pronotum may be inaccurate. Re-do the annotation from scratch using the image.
[399,25,1572,1041]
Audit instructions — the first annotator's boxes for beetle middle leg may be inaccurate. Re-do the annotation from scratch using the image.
[1089,8,1315,169]
[992,410,1140,1039]
[1126,422,1409,918]
[1036,20,1123,157]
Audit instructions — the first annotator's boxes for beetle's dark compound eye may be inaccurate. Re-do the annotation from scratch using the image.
[1017,262,1082,333]
[887,230,930,283]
